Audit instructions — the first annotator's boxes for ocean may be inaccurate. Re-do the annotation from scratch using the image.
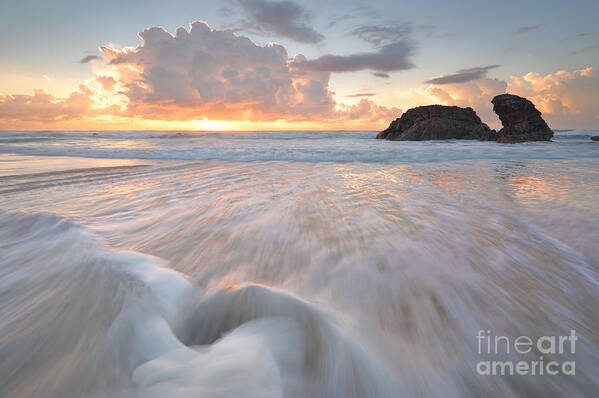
[1,130,598,397]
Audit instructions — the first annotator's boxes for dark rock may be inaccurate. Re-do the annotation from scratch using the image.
[591,136,599,141]
[376,105,494,141]
[478,128,500,142]
[491,94,553,143]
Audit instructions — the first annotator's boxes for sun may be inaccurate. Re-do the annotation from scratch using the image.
[196,118,228,131]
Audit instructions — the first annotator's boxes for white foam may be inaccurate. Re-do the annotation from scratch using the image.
[1,130,598,163]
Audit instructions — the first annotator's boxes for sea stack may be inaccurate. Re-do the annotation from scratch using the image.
[491,94,553,143]
[376,105,494,141]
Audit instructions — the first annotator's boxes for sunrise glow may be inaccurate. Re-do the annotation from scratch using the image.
[1,4,597,131]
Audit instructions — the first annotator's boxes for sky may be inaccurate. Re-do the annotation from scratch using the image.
[0,0,598,130]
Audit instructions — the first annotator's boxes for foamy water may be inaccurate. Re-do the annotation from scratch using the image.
[1,131,598,397]
[0,130,597,164]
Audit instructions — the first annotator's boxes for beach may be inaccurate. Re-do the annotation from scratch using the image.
[1,130,598,397]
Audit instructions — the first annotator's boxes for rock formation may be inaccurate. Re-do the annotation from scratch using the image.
[376,105,493,141]
[377,94,555,143]
[491,94,553,143]
[591,136,599,141]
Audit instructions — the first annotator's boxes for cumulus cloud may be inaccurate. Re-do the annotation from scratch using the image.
[513,24,543,35]
[0,21,398,127]
[425,65,500,85]
[423,67,599,129]
[235,0,324,44]
[80,55,103,63]
[424,77,507,126]
[0,87,96,122]
[338,98,400,121]
[289,41,415,73]
[507,67,599,128]
[98,21,336,121]
[95,76,117,91]
[0,73,128,125]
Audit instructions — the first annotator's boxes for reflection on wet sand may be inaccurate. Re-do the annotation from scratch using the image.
[0,154,151,177]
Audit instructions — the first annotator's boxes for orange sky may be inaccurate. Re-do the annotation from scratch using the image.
[1,21,598,131]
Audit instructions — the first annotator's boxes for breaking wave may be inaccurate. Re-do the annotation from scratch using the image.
[0,211,399,397]
[0,130,598,164]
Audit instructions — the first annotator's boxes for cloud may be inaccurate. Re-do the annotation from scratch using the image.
[345,93,375,97]
[325,5,380,29]
[338,98,400,121]
[507,67,599,128]
[79,55,102,63]
[0,21,398,127]
[235,0,324,44]
[424,77,508,127]
[349,23,412,46]
[0,87,95,122]
[372,72,390,78]
[423,67,599,129]
[289,41,415,73]
[287,21,416,74]
[98,21,336,121]
[425,65,500,85]
[217,7,236,18]
[95,76,117,91]
[513,24,543,35]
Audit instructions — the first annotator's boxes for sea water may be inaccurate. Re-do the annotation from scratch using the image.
[1,130,598,397]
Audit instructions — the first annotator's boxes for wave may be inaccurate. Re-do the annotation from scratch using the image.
[0,211,398,397]
[1,141,598,164]
[1,130,598,164]
[0,137,56,144]
[0,165,150,194]
[2,154,599,396]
